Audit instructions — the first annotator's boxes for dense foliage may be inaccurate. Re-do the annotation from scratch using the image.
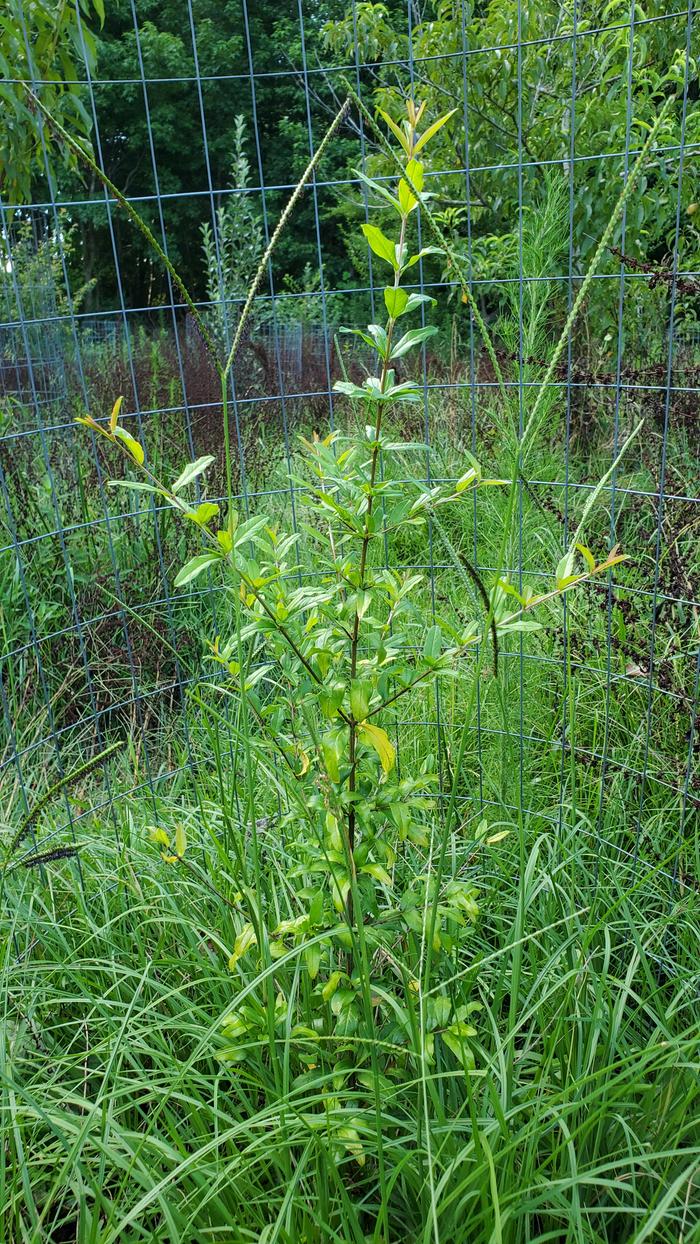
[2,1,697,340]
[0,0,104,203]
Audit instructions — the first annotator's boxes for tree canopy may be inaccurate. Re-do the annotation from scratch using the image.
[1,0,697,338]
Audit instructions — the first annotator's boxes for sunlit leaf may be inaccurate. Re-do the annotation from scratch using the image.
[402,245,443,270]
[358,721,395,773]
[228,923,257,970]
[398,158,424,214]
[422,624,442,662]
[108,480,163,495]
[113,426,144,464]
[361,223,398,269]
[384,286,408,318]
[304,943,321,980]
[75,414,100,431]
[555,549,576,589]
[233,515,270,548]
[575,542,596,572]
[441,1020,477,1061]
[376,107,410,154]
[333,380,370,402]
[322,734,343,783]
[337,1124,366,1167]
[413,108,458,154]
[404,292,437,313]
[360,862,393,887]
[109,395,123,432]
[186,501,220,526]
[322,971,344,1002]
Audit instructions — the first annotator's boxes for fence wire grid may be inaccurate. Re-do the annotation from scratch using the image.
[0,0,698,920]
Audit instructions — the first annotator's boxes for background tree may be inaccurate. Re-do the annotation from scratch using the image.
[323,0,699,346]
[56,0,354,312]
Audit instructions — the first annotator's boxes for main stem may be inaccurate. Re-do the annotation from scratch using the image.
[346,210,409,926]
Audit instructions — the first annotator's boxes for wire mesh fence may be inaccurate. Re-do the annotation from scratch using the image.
[0,0,698,917]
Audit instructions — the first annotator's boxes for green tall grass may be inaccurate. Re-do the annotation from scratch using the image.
[1,798,697,1243]
[2,398,698,1240]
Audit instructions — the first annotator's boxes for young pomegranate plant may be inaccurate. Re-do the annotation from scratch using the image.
[74,101,635,1104]
[54,84,678,1179]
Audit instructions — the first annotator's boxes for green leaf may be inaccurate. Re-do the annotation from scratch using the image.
[338,1124,368,1169]
[107,480,163,495]
[304,943,321,980]
[360,862,393,887]
[113,426,144,465]
[402,906,423,935]
[331,875,351,914]
[340,323,388,358]
[228,923,257,971]
[354,590,372,620]
[339,327,379,352]
[430,996,452,1030]
[172,454,216,492]
[390,325,438,359]
[174,552,222,588]
[233,515,270,548]
[322,733,343,783]
[333,380,372,402]
[322,970,344,1002]
[330,987,355,1018]
[442,1020,477,1061]
[555,549,576,589]
[402,245,443,271]
[455,468,479,492]
[335,375,423,405]
[358,721,395,773]
[376,107,410,154]
[423,624,442,662]
[384,286,408,318]
[308,890,324,925]
[109,395,123,432]
[319,684,345,719]
[575,542,596,572]
[352,168,402,216]
[325,811,343,852]
[497,618,543,634]
[413,108,458,155]
[382,380,424,403]
[350,679,370,722]
[186,501,220,526]
[361,223,398,269]
[175,824,187,857]
[404,292,437,313]
[398,158,424,214]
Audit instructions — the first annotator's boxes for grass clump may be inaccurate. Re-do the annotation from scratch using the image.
[1,820,697,1242]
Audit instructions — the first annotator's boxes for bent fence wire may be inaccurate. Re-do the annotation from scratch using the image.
[0,2,698,931]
